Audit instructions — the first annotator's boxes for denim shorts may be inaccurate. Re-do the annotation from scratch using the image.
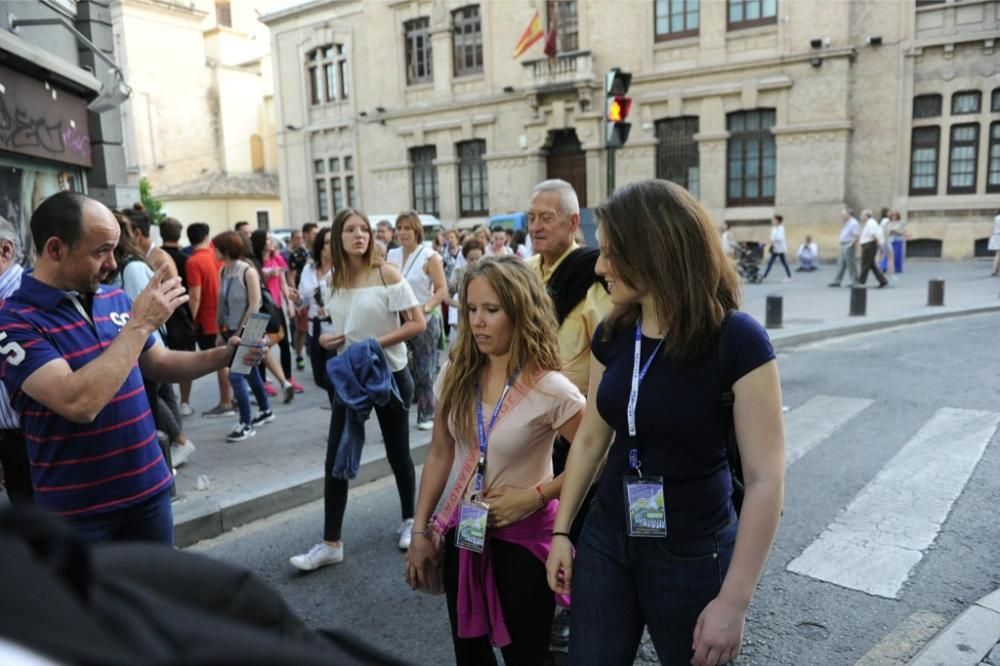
[569,499,737,665]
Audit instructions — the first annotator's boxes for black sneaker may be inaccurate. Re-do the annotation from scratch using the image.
[226,423,256,442]
[252,410,275,426]
[296,356,305,371]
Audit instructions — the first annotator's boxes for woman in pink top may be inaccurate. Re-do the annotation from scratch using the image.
[251,231,303,395]
[405,256,585,666]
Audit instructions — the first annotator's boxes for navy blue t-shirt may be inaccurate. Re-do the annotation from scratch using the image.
[591,311,775,538]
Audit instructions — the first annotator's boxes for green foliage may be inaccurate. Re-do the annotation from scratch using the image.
[139,177,165,223]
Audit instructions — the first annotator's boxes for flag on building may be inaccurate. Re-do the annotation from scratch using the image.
[513,11,544,58]
[543,21,558,57]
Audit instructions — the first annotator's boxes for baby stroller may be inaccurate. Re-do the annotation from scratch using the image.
[735,243,763,284]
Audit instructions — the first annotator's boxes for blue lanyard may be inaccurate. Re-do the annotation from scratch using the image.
[627,320,664,473]
[474,371,518,494]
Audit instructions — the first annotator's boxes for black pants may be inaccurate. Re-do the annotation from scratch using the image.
[763,251,791,278]
[444,531,555,666]
[323,368,415,542]
[0,428,33,503]
[858,241,887,287]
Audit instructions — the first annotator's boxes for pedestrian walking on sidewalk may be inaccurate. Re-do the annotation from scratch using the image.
[213,231,275,442]
[829,208,861,287]
[886,209,906,277]
[526,178,614,650]
[761,214,792,281]
[186,222,235,418]
[298,227,334,392]
[545,180,785,666]
[290,209,426,572]
[386,212,449,431]
[857,210,889,288]
[405,256,585,666]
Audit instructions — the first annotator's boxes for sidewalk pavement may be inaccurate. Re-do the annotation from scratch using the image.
[167,258,1000,658]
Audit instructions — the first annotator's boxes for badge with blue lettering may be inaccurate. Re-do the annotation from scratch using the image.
[623,476,667,537]
[455,500,489,553]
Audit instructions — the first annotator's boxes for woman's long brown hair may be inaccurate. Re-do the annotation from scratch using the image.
[437,256,562,446]
[598,179,741,362]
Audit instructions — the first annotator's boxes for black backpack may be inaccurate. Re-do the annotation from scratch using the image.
[718,309,745,515]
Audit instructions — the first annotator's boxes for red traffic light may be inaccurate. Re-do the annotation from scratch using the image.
[607,96,632,122]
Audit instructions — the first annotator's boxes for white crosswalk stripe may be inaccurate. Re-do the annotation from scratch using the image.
[784,395,874,467]
[786,407,1000,599]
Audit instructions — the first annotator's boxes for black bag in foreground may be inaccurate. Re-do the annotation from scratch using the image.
[0,506,408,666]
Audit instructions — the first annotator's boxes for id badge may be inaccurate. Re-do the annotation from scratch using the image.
[455,500,489,553]
[623,476,667,537]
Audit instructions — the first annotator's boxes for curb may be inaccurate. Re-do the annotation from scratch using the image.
[770,306,1000,350]
[174,442,430,548]
[908,589,1000,665]
[172,305,1000,548]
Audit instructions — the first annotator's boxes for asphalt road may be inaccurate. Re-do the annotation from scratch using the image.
[190,313,1000,665]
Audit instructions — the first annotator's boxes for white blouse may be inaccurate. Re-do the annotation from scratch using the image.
[386,246,437,306]
[321,278,419,372]
[299,262,331,321]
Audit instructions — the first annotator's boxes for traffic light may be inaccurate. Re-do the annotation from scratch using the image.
[604,68,632,148]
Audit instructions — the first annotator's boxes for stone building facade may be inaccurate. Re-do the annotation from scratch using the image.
[112,0,285,235]
[262,0,999,258]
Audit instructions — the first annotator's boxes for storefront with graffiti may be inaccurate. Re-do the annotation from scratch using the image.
[0,62,91,261]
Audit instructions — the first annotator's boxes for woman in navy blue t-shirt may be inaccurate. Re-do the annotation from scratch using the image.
[546,180,785,666]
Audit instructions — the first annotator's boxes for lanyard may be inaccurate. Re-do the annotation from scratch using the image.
[627,320,664,472]
[473,371,518,494]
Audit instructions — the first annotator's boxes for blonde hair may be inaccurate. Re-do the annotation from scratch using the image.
[438,256,561,445]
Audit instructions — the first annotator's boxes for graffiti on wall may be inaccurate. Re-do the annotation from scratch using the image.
[0,63,92,168]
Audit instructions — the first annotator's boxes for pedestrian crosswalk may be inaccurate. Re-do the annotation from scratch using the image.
[778,397,1000,600]
[783,395,874,466]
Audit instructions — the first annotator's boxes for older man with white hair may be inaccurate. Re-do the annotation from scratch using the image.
[0,216,31,504]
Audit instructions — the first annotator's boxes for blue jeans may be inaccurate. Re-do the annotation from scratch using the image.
[569,500,737,665]
[65,489,174,545]
[230,365,270,425]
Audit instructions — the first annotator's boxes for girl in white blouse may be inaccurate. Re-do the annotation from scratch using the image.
[290,209,427,571]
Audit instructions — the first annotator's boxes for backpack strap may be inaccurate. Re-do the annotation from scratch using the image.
[718,309,745,515]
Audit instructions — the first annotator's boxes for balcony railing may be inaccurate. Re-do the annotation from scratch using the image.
[522,50,594,89]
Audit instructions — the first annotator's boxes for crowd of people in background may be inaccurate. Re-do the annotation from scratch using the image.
[721,207,909,287]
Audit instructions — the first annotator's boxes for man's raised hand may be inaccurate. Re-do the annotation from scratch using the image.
[129,263,188,334]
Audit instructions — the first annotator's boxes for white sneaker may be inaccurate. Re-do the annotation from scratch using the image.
[179,403,194,417]
[398,518,414,550]
[416,420,434,431]
[290,542,343,571]
[226,423,256,442]
[171,439,196,467]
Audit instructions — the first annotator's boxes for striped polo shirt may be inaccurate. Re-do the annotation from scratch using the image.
[0,272,171,516]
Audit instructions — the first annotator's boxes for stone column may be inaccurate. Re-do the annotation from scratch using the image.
[75,0,137,208]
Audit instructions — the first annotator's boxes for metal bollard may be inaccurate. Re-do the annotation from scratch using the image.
[849,286,867,316]
[765,294,783,328]
[927,279,945,306]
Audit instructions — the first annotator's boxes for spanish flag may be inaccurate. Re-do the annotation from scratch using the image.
[513,11,544,58]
